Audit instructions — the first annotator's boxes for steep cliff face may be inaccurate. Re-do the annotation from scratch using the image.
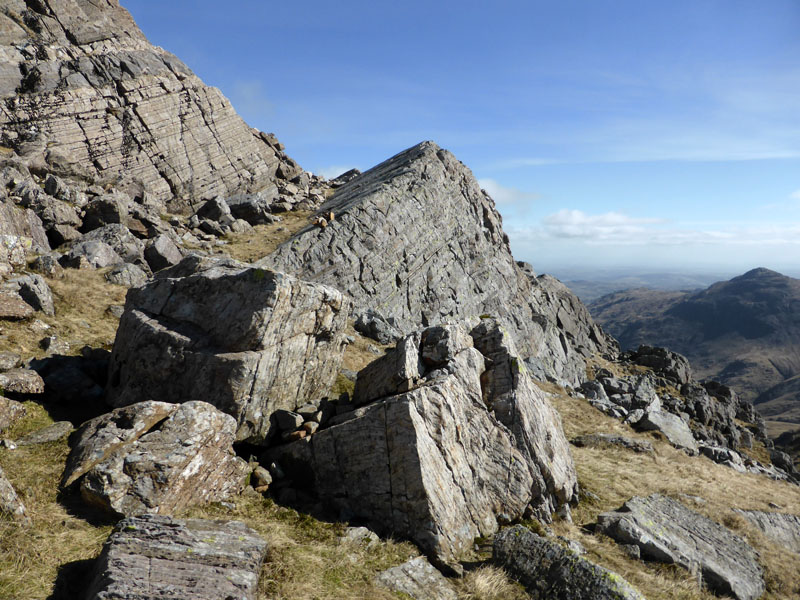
[262,141,614,385]
[0,0,299,204]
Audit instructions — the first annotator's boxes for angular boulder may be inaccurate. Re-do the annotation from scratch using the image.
[270,320,577,571]
[85,514,267,600]
[633,409,699,455]
[262,141,614,385]
[62,401,248,517]
[596,494,765,600]
[0,369,45,395]
[106,256,351,443]
[375,557,457,600]
[493,525,644,600]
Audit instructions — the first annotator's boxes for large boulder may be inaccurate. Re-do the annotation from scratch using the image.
[106,256,351,443]
[269,320,577,571]
[261,141,614,385]
[596,494,765,600]
[61,401,248,517]
[85,514,267,600]
[493,525,644,600]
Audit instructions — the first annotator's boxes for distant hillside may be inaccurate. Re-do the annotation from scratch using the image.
[560,271,728,303]
[589,268,800,433]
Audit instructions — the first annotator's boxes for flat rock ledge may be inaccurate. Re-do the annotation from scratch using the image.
[493,525,644,600]
[106,256,351,444]
[735,510,800,554]
[375,556,457,600]
[596,494,765,600]
[62,401,248,517]
[269,320,577,572]
[84,514,267,600]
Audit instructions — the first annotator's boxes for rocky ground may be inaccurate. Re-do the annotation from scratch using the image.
[0,2,798,600]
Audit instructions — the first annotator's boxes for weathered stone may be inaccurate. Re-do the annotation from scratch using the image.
[0,397,25,433]
[225,190,278,225]
[354,309,403,345]
[493,525,644,600]
[596,494,765,600]
[375,557,458,600]
[9,273,55,316]
[81,193,132,232]
[272,409,304,431]
[63,240,123,269]
[631,345,692,385]
[340,525,380,547]
[143,233,182,272]
[735,510,800,554]
[0,369,44,394]
[40,335,70,355]
[0,203,50,265]
[0,1,299,205]
[63,401,248,517]
[0,291,34,320]
[106,256,351,443]
[570,433,654,454]
[105,263,149,288]
[15,421,73,446]
[261,142,614,386]
[251,466,272,489]
[80,224,145,265]
[270,321,576,571]
[0,351,20,371]
[0,465,30,525]
[30,254,65,279]
[633,409,699,455]
[85,514,267,600]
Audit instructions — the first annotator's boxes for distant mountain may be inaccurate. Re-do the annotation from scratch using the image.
[589,268,800,433]
[559,272,730,303]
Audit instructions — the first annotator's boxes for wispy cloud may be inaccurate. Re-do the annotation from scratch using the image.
[477,178,538,204]
[790,190,800,201]
[315,165,359,179]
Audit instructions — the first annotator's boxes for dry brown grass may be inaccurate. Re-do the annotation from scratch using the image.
[455,565,527,600]
[221,211,313,263]
[0,266,126,359]
[542,383,800,600]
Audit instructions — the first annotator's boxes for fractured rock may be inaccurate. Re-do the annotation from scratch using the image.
[62,401,248,517]
[106,256,350,443]
[269,320,577,570]
[375,556,458,600]
[0,369,44,394]
[85,514,267,600]
[143,234,182,272]
[633,409,699,455]
[596,494,765,600]
[493,525,645,600]
[735,510,800,554]
[105,263,149,288]
[570,433,654,454]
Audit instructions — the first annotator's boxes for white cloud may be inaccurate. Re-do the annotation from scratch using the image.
[477,178,537,204]
[539,210,664,241]
[790,189,800,201]
[315,165,359,179]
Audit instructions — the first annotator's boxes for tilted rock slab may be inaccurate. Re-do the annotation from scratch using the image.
[106,256,351,443]
[493,525,645,600]
[270,320,577,571]
[375,556,458,600]
[62,401,248,517]
[262,141,613,385]
[0,465,30,525]
[85,514,267,600]
[1,0,299,203]
[735,510,800,554]
[596,494,765,600]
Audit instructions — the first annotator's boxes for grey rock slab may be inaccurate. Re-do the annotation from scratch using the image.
[570,433,654,454]
[63,401,248,517]
[596,494,765,600]
[106,256,351,443]
[0,368,44,394]
[0,465,30,526]
[493,525,645,600]
[735,510,800,554]
[270,321,577,571]
[634,409,699,455]
[375,556,457,600]
[143,234,182,272]
[105,263,149,288]
[63,240,123,269]
[8,274,55,316]
[261,141,614,387]
[84,514,267,600]
[15,420,73,446]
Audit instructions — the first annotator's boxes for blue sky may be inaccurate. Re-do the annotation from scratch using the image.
[123,0,800,276]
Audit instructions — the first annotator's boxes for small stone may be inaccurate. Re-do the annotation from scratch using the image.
[29,319,50,333]
[302,421,319,435]
[622,544,641,559]
[0,291,34,320]
[251,466,272,489]
[15,420,73,446]
[0,352,21,371]
[0,439,17,449]
[340,526,379,547]
[0,369,44,394]
[281,430,306,442]
[273,409,304,431]
[40,336,70,355]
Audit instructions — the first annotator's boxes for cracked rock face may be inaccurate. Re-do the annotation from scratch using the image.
[597,494,765,600]
[85,514,267,600]
[0,0,298,203]
[262,141,613,386]
[61,400,248,517]
[493,525,645,600]
[270,320,577,571]
[735,510,800,554]
[106,256,351,443]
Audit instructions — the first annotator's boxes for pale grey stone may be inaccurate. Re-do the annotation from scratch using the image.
[735,510,800,554]
[15,420,73,446]
[375,557,457,600]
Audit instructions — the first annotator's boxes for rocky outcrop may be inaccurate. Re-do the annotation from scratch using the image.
[85,514,267,600]
[106,256,351,443]
[269,320,577,571]
[493,525,645,600]
[735,510,800,554]
[374,557,458,600]
[570,433,654,454]
[0,0,300,204]
[262,141,613,385]
[596,494,765,600]
[62,401,248,517]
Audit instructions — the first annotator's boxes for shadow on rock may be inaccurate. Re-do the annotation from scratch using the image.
[47,557,96,600]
